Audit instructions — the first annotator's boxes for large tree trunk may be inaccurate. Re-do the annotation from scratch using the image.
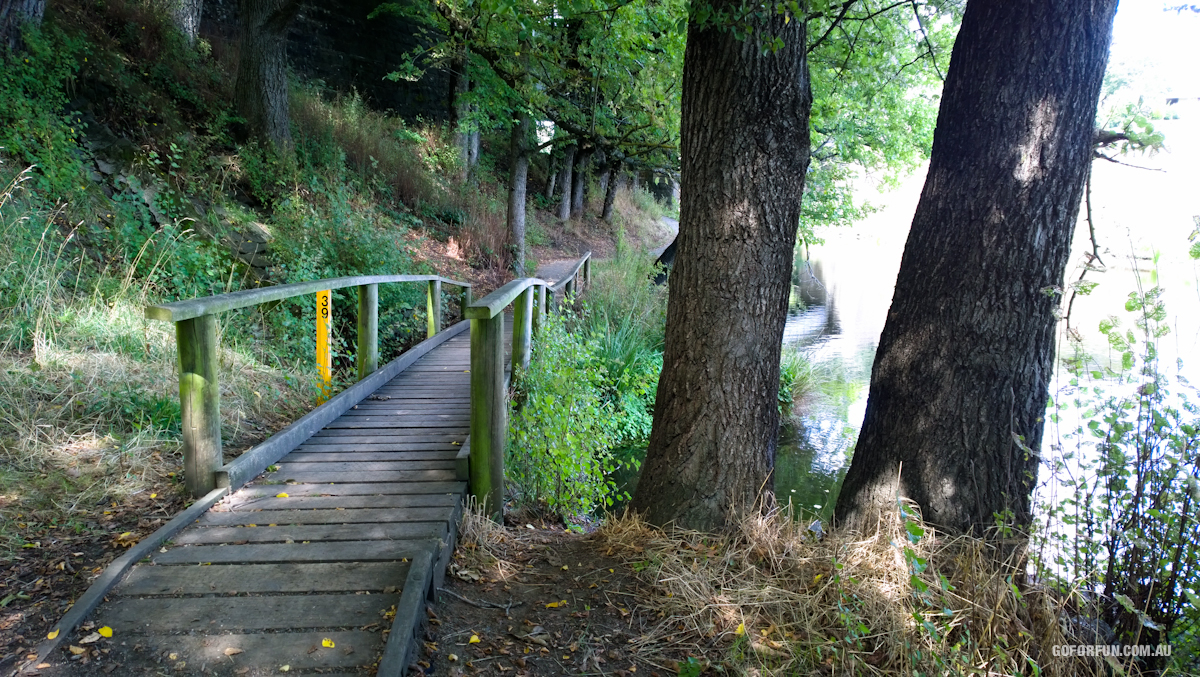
[630,5,811,531]
[569,148,591,217]
[507,114,531,276]
[449,56,470,180]
[557,145,576,222]
[834,0,1119,535]
[234,0,299,149]
[0,0,45,52]
[601,160,621,223]
[168,0,203,46]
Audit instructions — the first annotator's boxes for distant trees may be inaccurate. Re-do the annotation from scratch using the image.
[835,0,1121,535]
[234,0,300,149]
[0,0,45,52]
[630,1,812,530]
[373,0,684,272]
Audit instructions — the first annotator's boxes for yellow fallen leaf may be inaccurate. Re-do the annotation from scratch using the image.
[448,654,458,662]
[280,665,290,672]
[468,635,480,644]
[276,492,289,498]
[735,622,745,636]
[561,565,569,570]
[224,647,243,656]
[169,653,178,660]
[150,493,157,498]
[47,629,59,640]
[322,638,335,648]
[98,626,113,638]
[68,646,86,655]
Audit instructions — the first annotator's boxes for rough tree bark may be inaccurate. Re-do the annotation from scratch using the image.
[570,148,591,217]
[234,0,301,149]
[0,0,45,52]
[630,5,811,531]
[557,144,576,221]
[834,0,1120,535]
[544,150,559,202]
[507,114,532,276]
[449,55,470,180]
[601,159,621,223]
[168,0,203,46]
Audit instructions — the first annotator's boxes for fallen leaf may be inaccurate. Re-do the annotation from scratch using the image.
[79,632,101,644]
[545,600,567,608]
[469,635,481,644]
[448,654,459,662]
[224,647,243,656]
[169,653,178,660]
[68,645,86,655]
[150,493,157,498]
[735,622,745,636]
[276,492,289,498]
[47,629,59,640]
[322,638,335,648]
[37,664,51,669]
[98,626,113,638]
[561,565,569,570]
[280,665,290,672]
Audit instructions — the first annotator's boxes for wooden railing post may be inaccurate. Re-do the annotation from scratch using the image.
[357,283,378,380]
[460,285,472,321]
[513,286,534,370]
[176,314,222,497]
[469,315,506,520]
[583,257,591,288]
[532,284,545,335]
[427,279,442,338]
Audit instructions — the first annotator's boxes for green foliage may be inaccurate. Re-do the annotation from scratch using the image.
[508,243,665,518]
[1039,273,1200,670]
[508,314,634,518]
[0,25,89,196]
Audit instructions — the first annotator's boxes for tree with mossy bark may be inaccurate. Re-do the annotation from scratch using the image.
[834,0,1120,536]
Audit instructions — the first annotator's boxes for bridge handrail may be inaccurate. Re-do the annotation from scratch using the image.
[465,252,591,519]
[465,277,547,319]
[146,274,470,322]
[145,272,471,498]
[547,252,590,294]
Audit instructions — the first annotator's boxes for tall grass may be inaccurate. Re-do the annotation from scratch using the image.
[0,168,313,556]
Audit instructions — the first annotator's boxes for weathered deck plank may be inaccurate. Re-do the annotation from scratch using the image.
[71,323,499,675]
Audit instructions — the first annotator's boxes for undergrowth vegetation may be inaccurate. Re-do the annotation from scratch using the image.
[507,238,665,519]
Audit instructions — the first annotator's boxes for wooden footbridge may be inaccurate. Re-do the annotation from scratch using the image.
[25,255,591,675]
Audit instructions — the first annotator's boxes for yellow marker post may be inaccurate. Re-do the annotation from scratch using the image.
[316,290,332,403]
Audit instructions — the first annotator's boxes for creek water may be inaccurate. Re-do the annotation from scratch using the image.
[773,117,1200,524]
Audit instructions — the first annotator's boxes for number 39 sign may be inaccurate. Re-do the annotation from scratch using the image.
[316,290,331,404]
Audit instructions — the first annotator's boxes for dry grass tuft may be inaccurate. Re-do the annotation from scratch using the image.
[599,505,1118,676]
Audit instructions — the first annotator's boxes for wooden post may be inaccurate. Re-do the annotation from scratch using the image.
[176,314,222,497]
[427,279,442,338]
[460,285,472,321]
[316,290,332,404]
[469,315,506,520]
[583,257,591,289]
[513,286,533,370]
[357,283,378,380]
[565,278,575,303]
[532,284,545,335]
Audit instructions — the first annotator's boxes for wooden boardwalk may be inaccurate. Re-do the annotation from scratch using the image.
[76,322,504,675]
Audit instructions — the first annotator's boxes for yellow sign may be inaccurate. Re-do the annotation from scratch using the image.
[316,290,331,403]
